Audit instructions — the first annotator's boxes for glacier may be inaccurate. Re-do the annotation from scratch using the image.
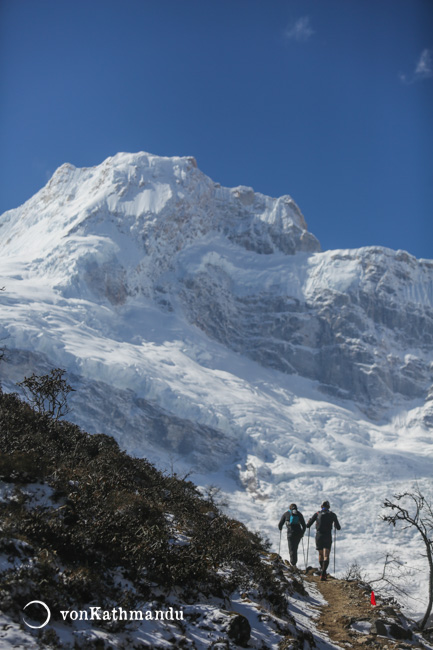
[0,151,432,618]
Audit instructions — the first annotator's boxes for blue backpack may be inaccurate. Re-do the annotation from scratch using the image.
[289,509,300,525]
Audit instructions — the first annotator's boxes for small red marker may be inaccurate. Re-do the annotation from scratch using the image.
[371,591,377,606]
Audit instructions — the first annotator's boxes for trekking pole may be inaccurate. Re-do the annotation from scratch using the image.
[301,536,306,569]
[306,528,310,568]
[278,529,282,556]
[333,527,336,575]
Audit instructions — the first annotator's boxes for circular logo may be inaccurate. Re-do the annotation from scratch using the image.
[23,601,51,629]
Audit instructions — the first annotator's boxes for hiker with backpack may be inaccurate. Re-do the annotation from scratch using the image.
[306,500,341,581]
[278,503,306,567]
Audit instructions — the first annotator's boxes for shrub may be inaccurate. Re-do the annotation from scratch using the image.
[17,368,74,420]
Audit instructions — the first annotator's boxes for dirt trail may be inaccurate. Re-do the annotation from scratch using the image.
[304,571,421,649]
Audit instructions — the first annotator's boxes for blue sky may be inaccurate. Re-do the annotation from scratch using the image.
[1,0,432,258]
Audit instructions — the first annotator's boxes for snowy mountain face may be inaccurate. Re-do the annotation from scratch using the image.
[1,152,432,617]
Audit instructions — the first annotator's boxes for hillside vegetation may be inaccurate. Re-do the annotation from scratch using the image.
[0,389,306,648]
[2,389,432,649]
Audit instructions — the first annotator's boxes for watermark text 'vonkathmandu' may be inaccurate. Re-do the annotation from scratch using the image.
[60,606,184,622]
[23,602,183,629]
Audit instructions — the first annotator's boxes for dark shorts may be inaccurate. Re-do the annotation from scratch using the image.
[315,533,332,551]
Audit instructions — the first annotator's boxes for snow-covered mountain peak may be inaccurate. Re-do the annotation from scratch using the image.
[1,152,433,620]
[1,152,432,411]
[0,151,320,302]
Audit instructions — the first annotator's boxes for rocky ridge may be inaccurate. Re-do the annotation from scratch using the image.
[1,152,432,415]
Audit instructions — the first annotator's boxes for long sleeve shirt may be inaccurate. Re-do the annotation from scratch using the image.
[278,510,306,534]
[306,509,341,532]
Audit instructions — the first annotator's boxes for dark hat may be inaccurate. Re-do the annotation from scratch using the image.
[321,500,330,509]
[289,503,297,510]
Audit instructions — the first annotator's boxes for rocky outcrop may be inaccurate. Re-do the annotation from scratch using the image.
[179,247,433,415]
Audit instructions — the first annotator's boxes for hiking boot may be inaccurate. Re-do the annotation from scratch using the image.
[320,571,327,581]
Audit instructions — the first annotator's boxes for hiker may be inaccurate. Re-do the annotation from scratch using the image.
[306,500,341,581]
[278,503,306,566]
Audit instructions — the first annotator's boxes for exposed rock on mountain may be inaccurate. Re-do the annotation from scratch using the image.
[1,152,432,621]
[1,152,431,414]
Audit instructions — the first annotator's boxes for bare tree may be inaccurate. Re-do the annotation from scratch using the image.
[369,551,424,608]
[382,486,433,629]
[17,368,75,420]
[204,484,229,509]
